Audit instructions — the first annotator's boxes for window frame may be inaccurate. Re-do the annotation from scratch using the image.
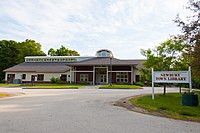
[80,74,89,82]
[22,74,26,80]
[60,74,67,81]
[116,72,128,83]
[37,74,44,81]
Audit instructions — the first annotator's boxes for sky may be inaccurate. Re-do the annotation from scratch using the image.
[0,0,189,59]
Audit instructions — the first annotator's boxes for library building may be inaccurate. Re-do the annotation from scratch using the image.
[4,49,145,85]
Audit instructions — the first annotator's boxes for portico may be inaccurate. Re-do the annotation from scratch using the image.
[69,64,135,85]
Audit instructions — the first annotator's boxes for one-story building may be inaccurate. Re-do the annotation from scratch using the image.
[4,49,145,85]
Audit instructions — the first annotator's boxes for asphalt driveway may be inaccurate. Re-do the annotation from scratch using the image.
[0,86,200,133]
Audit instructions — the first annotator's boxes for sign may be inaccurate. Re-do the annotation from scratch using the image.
[154,71,189,83]
[151,67,192,100]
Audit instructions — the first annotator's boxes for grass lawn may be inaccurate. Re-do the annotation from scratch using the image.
[0,83,21,87]
[130,92,200,122]
[0,93,9,97]
[22,84,86,89]
[0,83,87,89]
[99,84,142,89]
[24,86,79,89]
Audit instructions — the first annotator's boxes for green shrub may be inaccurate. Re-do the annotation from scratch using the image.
[116,82,132,85]
[135,82,144,87]
[1,79,5,83]
[50,77,61,84]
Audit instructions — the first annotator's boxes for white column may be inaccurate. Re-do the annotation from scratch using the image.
[70,67,72,84]
[93,66,95,85]
[106,66,109,84]
[131,66,134,84]
[5,73,7,82]
[74,67,76,83]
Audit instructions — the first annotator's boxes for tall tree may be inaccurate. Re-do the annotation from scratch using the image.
[0,40,19,82]
[174,0,200,82]
[0,39,46,82]
[16,39,46,63]
[48,45,80,56]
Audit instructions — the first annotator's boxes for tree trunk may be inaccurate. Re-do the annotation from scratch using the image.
[179,85,182,93]
[164,84,166,95]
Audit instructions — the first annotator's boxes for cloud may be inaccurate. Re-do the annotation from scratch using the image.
[0,0,189,59]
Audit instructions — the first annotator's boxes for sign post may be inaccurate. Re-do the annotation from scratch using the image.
[152,68,154,100]
[189,66,192,93]
[152,67,192,100]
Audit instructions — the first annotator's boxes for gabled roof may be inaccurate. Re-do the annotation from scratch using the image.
[4,57,146,72]
[4,62,70,73]
[69,57,145,66]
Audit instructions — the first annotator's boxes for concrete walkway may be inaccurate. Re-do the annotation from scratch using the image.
[80,85,102,89]
[0,86,199,133]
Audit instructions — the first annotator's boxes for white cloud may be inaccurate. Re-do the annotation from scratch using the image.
[0,0,189,59]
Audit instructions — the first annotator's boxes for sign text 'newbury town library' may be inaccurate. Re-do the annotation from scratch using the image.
[154,71,189,83]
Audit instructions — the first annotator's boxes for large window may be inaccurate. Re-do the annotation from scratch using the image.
[116,72,128,83]
[22,74,26,80]
[60,74,67,81]
[37,74,44,81]
[80,74,88,82]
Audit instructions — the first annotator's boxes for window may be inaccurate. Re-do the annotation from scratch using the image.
[80,74,88,82]
[22,74,26,80]
[96,50,111,57]
[7,74,15,82]
[116,72,128,83]
[60,74,67,81]
[37,74,44,81]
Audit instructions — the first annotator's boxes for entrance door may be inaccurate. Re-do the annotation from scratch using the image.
[100,74,107,84]
[7,74,15,83]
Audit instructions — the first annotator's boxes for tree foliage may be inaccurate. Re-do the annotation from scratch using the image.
[139,38,191,82]
[174,0,200,81]
[0,39,46,82]
[174,0,200,44]
[0,40,19,82]
[17,39,46,63]
[48,45,80,56]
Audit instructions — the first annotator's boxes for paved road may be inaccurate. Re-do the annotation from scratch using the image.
[0,87,200,133]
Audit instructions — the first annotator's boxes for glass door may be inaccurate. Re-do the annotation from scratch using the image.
[100,74,106,84]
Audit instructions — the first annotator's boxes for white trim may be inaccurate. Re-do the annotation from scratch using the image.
[131,66,134,84]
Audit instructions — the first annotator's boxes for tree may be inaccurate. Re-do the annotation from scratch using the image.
[174,0,199,44]
[48,45,80,56]
[140,38,191,93]
[0,40,19,82]
[174,0,200,83]
[0,39,46,82]
[16,39,46,63]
